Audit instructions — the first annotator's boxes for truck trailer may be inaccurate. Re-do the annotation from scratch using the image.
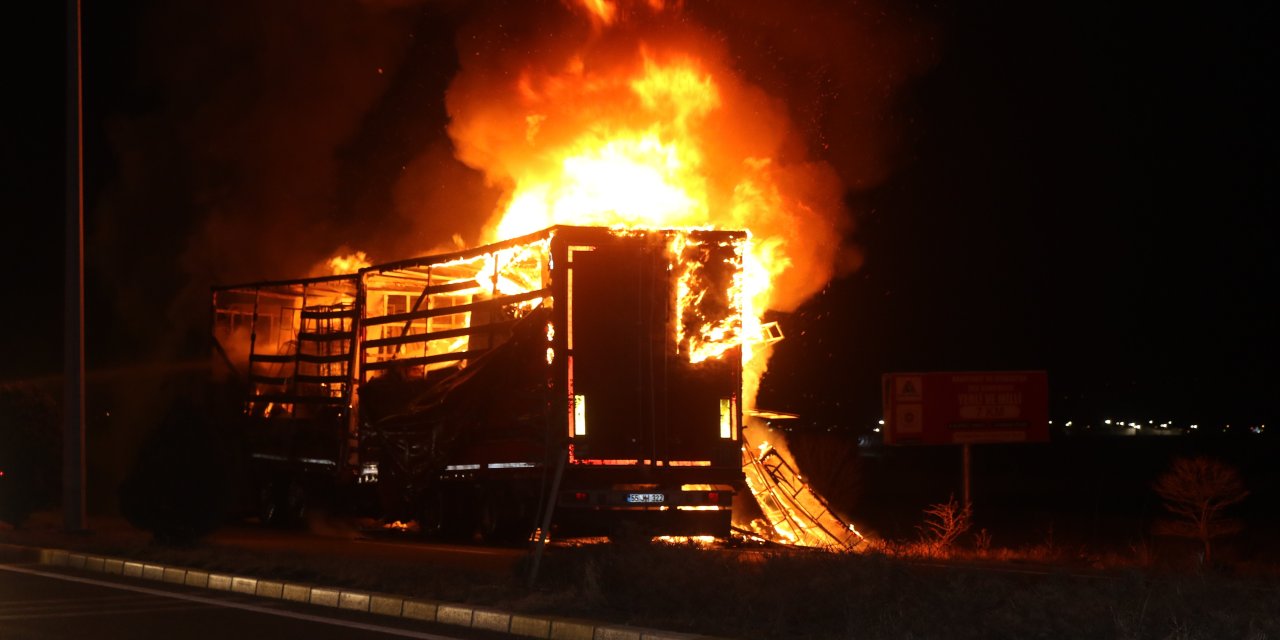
[211,226,747,541]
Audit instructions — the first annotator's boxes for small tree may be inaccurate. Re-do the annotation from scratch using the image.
[918,494,972,556]
[1152,456,1248,566]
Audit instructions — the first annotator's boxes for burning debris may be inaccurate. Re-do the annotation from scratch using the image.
[741,421,865,550]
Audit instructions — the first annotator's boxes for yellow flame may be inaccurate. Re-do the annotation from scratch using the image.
[577,0,617,25]
[327,251,370,275]
[655,535,717,546]
[479,242,549,303]
[487,52,784,368]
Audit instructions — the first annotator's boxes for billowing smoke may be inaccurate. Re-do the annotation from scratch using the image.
[84,0,474,514]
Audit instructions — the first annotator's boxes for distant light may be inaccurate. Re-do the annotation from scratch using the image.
[1190,424,1199,429]
[1065,421,1073,427]
[878,419,885,425]
[1105,419,1112,425]
[873,427,881,433]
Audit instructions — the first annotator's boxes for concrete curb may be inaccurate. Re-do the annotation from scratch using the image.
[32,547,723,640]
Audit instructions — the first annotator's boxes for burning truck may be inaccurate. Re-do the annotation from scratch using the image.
[205,0,886,549]
[212,225,753,540]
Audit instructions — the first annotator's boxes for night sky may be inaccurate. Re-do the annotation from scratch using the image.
[6,0,1276,431]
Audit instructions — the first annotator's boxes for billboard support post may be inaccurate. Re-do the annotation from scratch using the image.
[962,443,971,508]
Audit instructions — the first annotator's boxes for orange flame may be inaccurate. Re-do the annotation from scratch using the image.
[576,0,617,25]
[326,251,370,275]
[452,10,847,382]
[495,52,719,241]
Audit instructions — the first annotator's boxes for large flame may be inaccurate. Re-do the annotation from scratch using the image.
[492,51,719,238]
[449,3,847,391]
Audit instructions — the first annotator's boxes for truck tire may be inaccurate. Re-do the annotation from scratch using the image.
[259,477,307,528]
[477,488,530,546]
[419,486,473,542]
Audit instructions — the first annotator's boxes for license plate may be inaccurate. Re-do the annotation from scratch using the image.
[626,493,665,504]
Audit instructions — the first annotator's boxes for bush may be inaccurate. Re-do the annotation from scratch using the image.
[918,494,973,556]
[1152,456,1248,566]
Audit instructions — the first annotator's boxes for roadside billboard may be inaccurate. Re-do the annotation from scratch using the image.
[881,371,1049,445]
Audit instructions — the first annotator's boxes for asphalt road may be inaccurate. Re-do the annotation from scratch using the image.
[0,563,514,640]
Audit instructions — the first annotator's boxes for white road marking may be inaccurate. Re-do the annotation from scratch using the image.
[0,594,148,608]
[0,564,465,639]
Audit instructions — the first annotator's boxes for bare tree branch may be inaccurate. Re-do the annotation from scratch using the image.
[1152,456,1248,566]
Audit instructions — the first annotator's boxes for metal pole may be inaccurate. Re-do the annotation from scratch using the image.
[961,443,971,508]
[63,0,87,533]
[527,446,568,589]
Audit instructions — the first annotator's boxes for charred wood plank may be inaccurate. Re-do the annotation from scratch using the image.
[297,331,355,342]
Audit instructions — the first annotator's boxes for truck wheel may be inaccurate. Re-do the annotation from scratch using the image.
[257,483,280,525]
[418,489,446,538]
[259,478,306,528]
[283,480,308,525]
[419,487,473,541]
[478,489,529,546]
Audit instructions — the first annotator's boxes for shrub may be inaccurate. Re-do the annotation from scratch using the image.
[1152,456,1248,566]
[917,494,972,556]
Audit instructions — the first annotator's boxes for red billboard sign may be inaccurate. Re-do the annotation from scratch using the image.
[881,371,1049,445]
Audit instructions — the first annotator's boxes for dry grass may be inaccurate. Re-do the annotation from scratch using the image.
[4,514,1279,639]
[527,540,1280,639]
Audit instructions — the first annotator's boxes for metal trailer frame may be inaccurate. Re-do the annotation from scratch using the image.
[212,226,746,538]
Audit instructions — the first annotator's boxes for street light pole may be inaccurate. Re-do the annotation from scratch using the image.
[64,0,87,533]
